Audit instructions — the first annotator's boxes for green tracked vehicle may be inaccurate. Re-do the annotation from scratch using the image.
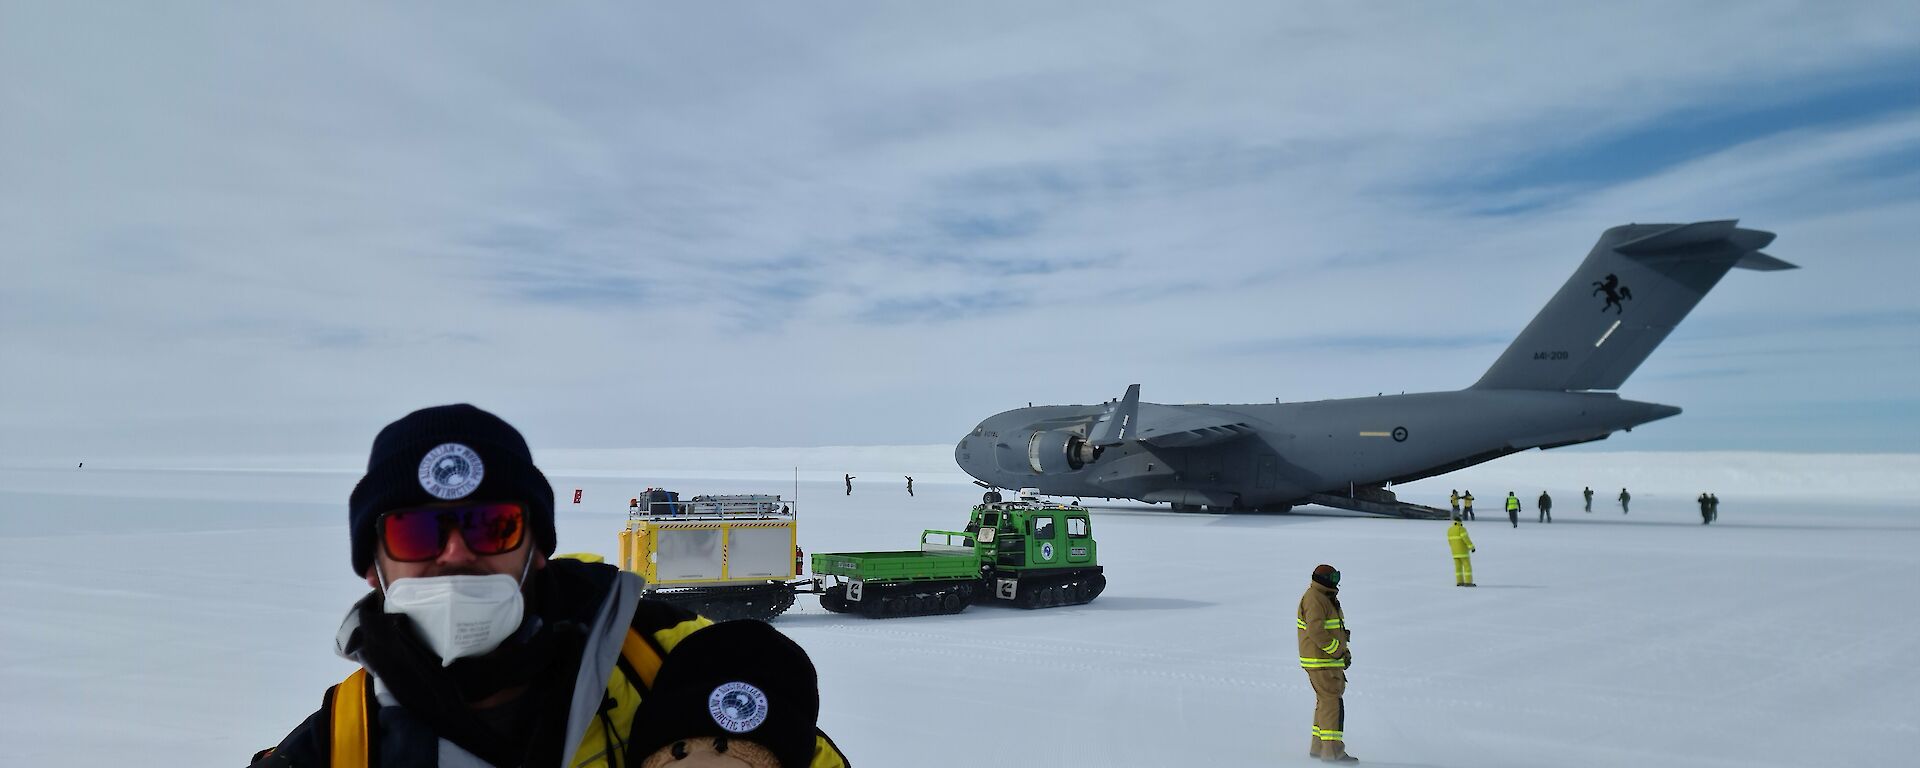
[811,499,1106,618]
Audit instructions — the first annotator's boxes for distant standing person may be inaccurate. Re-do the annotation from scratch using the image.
[844,474,854,495]
[1537,491,1553,523]
[1462,490,1475,521]
[1698,492,1711,524]
[1447,519,1476,587]
[1297,564,1357,762]
[1583,486,1594,512]
[1505,491,1521,528]
[1619,487,1631,514]
[905,475,914,497]
[1449,490,1460,519]
[1708,493,1719,523]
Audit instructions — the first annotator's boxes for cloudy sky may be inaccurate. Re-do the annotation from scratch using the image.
[4,2,1917,461]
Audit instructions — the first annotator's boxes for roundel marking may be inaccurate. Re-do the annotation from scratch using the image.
[418,443,485,499]
[708,681,770,733]
[1392,426,1409,442]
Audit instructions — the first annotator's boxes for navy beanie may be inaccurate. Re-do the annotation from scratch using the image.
[626,619,821,768]
[348,404,556,576]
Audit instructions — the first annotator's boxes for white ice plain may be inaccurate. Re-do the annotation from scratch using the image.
[2,448,1916,767]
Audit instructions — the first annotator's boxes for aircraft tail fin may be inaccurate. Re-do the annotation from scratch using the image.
[1471,220,1793,392]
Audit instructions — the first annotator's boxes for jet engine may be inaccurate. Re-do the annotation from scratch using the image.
[1026,430,1101,474]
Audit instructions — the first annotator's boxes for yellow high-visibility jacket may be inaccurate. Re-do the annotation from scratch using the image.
[1505,495,1521,512]
[1296,581,1349,669]
[252,560,850,768]
[1447,522,1474,557]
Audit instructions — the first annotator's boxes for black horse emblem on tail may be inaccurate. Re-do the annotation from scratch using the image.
[1592,273,1632,314]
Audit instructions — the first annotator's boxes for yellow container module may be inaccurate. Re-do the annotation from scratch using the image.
[615,492,803,621]
[619,517,798,587]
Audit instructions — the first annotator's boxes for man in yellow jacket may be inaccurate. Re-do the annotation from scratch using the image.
[1298,564,1357,762]
[1448,519,1476,587]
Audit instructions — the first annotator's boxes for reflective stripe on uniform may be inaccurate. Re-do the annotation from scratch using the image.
[1296,618,1308,629]
[329,669,369,768]
[1322,619,1342,629]
[1299,657,1347,668]
[1322,638,1340,654]
[1316,729,1344,741]
[621,626,665,688]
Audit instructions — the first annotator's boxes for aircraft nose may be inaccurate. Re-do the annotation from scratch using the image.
[955,426,985,476]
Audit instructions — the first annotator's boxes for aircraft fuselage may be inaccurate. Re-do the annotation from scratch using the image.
[955,390,1679,509]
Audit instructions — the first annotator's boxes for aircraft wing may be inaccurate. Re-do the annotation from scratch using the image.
[1131,404,1259,449]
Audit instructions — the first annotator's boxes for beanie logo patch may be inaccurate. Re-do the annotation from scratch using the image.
[417,443,485,500]
[707,681,769,734]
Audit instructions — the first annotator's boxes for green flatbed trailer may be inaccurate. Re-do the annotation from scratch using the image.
[810,501,1105,618]
[810,530,982,617]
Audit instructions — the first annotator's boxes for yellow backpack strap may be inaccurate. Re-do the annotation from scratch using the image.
[619,626,664,690]
[327,668,372,768]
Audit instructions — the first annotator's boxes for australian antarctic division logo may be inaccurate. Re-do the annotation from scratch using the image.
[1591,273,1633,315]
[708,681,769,733]
[417,443,484,500]
[1040,542,1056,561]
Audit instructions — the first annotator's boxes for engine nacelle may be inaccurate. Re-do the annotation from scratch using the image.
[1026,430,1101,474]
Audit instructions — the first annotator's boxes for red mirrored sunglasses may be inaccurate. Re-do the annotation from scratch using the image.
[378,502,527,562]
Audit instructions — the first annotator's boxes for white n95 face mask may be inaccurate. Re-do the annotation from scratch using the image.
[382,573,526,666]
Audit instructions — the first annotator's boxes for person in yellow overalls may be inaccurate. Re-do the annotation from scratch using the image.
[1448,519,1476,587]
[1462,490,1475,520]
[1449,489,1460,518]
[1298,564,1357,762]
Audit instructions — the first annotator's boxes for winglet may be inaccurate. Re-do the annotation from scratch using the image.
[1089,384,1140,445]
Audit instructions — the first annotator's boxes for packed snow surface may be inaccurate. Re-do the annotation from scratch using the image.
[3,451,1916,766]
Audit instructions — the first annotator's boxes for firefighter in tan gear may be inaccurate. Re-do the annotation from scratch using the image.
[1298,564,1357,762]
[1448,519,1476,586]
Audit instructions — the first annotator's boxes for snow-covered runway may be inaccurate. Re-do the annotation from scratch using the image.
[3,457,1915,766]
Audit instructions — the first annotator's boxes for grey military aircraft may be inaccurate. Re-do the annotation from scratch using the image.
[955,220,1795,515]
